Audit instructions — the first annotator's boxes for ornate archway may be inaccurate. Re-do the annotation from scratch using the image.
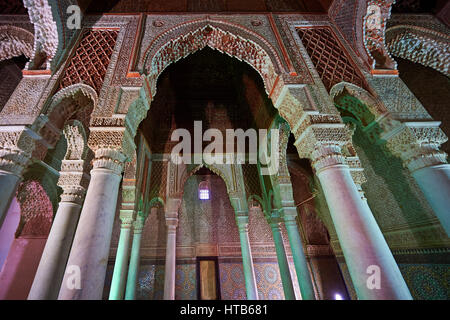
[0,25,34,62]
[386,25,450,76]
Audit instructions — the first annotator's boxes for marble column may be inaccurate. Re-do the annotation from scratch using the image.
[385,125,450,236]
[109,211,134,300]
[58,148,126,300]
[406,151,450,236]
[312,144,412,300]
[270,221,296,300]
[412,164,450,235]
[236,216,259,300]
[163,218,178,300]
[282,209,316,300]
[0,148,30,227]
[163,197,181,300]
[125,215,145,300]
[28,160,89,300]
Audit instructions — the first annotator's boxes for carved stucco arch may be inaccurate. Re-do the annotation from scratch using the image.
[0,25,34,62]
[122,20,301,159]
[330,81,398,143]
[179,162,236,198]
[141,20,286,97]
[23,0,58,69]
[62,120,88,161]
[330,82,388,120]
[38,83,97,148]
[386,25,450,76]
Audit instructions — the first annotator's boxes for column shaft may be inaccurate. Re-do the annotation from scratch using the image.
[58,149,125,300]
[270,223,296,300]
[125,220,143,300]
[28,202,82,299]
[163,223,177,300]
[412,164,450,235]
[316,161,412,300]
[283,213,316,300]
[0,172,21,227]
[109,216,133,300]
[238,223,259,300]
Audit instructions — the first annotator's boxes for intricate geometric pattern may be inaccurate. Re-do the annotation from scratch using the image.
[175,264,197,300]
[242,164,262,198]
[386,26,450,76]
[254,263,284,300]
[133,264,196,300]
[219,262,286,300]
[399,264,450,300]
[136,264,165,300]
[332,0,357,48]
[297,27,365,91]
[16,180,53,237]
[148,161,167,200]
[59,29,119,94]
[219,263,247,300]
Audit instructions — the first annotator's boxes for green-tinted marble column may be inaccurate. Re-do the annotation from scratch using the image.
[109,211,134,300]
[270,221,296,300]
[236,216,259,300]
[312,144,412,300]
[125,216,145,300]
[282,210,316,300]
[412,164,450,236]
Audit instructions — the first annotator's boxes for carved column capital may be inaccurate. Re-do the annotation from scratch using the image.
[92,148,127,176]
[166,218,178,232]
[347,156,368,200]
[0,147,31,176]
[0,127,39,176]
[385,123,448,172]
[119,210,136,229]
[311,143,347,173]
[57,159,90,205]
[236,215,249,232]
[281,206,299,223]
[293,118,351,161]
[133,215,145,234]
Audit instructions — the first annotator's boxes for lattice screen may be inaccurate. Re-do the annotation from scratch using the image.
[148,161,167,200]
[59,29,119,94]
[242,164,263,198]
[297,27,365,91]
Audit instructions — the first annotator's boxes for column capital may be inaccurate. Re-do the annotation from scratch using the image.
[236,215,249,231]
[166,217,178,232]
[269,221,283,232]
[57,160,90,205]
[292,118,351,159]
[0,147,32,176]
[133,215,145,234]
[281,206,299,221]
[0,126,38,176]
[92,148,127,176]
[347,156,368,200]
[385,122,448,172]
[119,210,135,229]
[311,143,347,173]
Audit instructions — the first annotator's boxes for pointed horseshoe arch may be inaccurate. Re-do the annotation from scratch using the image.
[330,82,388,120]
[141,20,287,98]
